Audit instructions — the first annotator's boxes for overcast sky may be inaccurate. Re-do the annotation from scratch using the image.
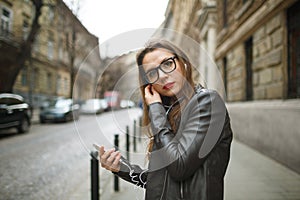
[63,0,169,57]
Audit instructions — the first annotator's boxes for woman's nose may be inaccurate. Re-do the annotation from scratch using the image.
[158,68,168,80]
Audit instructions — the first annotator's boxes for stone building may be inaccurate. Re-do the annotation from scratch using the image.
[215,0,300,174]
[159,0,300,173]
[157,0,222,93]
[0,0,101,107]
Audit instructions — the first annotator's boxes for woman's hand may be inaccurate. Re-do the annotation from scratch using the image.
[98,146,121,172]
[145,85,162,105]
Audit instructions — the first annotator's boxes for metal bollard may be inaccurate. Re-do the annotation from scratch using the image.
[133,120,137,152]
[90,151,99,200]
[139,116,142,142]
[126,125,130,161]
[114,134,119,192]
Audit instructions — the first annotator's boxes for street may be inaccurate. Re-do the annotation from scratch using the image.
[1,107,300,200]
[0,108,143,200]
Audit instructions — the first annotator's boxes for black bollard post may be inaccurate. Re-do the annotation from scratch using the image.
[126,125,130,161]
[114,134,119,192]
[133,120,137,152]
[139,116,142,142]
[90,151,99,200]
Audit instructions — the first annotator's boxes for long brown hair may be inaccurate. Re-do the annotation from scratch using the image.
[136,39,195,153]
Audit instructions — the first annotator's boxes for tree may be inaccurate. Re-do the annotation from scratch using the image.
[64,0,79,98]
[0,0,46,93]
[61,0,88,98]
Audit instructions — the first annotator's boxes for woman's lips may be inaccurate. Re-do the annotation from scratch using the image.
[163,82,175,90]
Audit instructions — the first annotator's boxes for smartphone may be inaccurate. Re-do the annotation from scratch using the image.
[149,84,153,95]
[93,143,101,151]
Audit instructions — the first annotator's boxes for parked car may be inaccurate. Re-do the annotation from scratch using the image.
[39,98,80,123]
[120,100,136,109]
[0,93,32,133]
[80,99,108,114]
[104,91,121,110]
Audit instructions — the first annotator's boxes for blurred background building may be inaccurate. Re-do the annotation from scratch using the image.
[0,0,101,107]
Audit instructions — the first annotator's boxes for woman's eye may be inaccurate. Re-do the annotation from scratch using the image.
[162,60,173,68]
[148,70,157,78]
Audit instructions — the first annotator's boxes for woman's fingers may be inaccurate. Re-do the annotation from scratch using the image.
[99,146,105,156]
[101,147,114,157]
[144,85,151,96]
[107,151,118,163]
[99,147,121,172]
[144,85,162,105]
[111,152,121,172]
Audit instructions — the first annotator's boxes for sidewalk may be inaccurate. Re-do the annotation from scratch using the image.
[68,140,147,200]
[225,140,300,200]
[70,139,300,200]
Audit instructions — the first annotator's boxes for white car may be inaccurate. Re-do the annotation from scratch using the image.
[120,100,135,109]
[80,99,108,114]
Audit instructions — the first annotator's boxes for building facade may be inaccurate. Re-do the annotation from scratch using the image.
[0,0,101,107]
[158,0,223,94]
[215,0,300,173]
[160,0,300,173]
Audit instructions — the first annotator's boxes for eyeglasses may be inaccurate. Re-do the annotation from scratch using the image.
[144,56,177,84]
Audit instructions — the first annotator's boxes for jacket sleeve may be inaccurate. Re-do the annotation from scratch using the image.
[148,89,227,181]
[113,156,147,188]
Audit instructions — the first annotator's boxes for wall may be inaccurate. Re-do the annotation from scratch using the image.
[227,100,300,174]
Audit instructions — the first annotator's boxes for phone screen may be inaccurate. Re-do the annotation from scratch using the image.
[93,143,101,151]
[149,84,153,95]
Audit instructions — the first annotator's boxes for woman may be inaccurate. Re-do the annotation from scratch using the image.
[98,39,233,199]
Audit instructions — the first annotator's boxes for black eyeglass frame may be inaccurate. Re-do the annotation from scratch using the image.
[144,55,177,84]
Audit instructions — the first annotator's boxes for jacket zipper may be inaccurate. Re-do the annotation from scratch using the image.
[159,171,168,200]
[180,181,184,199]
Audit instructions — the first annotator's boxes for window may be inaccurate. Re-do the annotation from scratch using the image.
[48,6,54,23]
[21,67,28,86]
[33,33,40,53]
[287,1,300,98]
[48,34,54,60]
[245,37,253,100]
[23,19,29,40]
[58,37,63,60]
[223,57,228,96]
[1,7,12,36]
[64,77,68,93]
[222,0,228,28]
[56,75,61,94]
[32,68,39,90]
[47,73,52,90]
[65,33,69,50]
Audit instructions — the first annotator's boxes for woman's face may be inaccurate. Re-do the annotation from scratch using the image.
[142,48,185,97]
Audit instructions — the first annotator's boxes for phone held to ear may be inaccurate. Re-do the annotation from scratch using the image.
[149,84,153,95]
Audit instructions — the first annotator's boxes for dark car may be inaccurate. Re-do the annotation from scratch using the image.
[39,98,80,123]
[0,93,32,133]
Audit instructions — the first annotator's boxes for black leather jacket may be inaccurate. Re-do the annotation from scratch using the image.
[115,86,233,200]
